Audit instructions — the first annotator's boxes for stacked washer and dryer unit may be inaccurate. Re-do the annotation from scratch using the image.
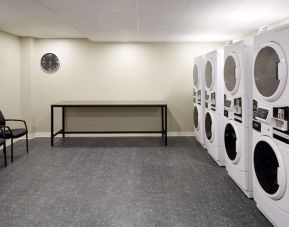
[204,50,225,166]
[192,23,289,226]
[252,24,289,227]
[223,40,254,198]
[193,56,206,148]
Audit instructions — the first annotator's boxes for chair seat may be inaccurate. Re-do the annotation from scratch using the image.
[0,138,4,145]
[2,128,28,139]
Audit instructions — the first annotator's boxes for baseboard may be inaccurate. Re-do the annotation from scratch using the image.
[0,132,195,150]
[31,131,195,139]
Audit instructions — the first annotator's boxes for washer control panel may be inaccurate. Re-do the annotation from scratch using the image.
[224,95,242,123]
[224,95,233,119]
[253,104,271,134]
[272,106,289,144]
[253,102,289,144]
[205,91,216,111]
[255,108,269,120]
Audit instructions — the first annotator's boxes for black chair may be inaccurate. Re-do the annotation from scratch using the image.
[0,127,7,167]
[0,111,28,162]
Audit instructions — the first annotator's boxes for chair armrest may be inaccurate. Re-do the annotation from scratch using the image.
[5,119,28,130]
[1,125,13,135]
[0,126,5,139]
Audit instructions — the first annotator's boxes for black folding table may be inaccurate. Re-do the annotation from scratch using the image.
[50,101,168,146]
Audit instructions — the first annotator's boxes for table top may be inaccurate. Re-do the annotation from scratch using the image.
[51,101,167,107]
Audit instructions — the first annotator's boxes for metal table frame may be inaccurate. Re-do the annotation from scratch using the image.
[51,101,167,146]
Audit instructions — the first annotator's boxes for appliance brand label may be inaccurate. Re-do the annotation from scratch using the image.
[275,25,289,33]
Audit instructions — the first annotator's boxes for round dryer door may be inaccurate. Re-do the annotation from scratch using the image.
[205,60,214,89]
[254,137,286,200]
[193,64,199,88]
[193,106,199,130]
[224,123,240,164]
[224,53,240,94]
[205,112,214,141]
[254,42,287,101]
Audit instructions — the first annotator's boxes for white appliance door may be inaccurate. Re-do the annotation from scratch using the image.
[254,42,287,102]
[205,112,214,142]
[193,64,200,89]
[224,53,240,95]
[194,106,199,131]
[224,122,240,164]
[205,60,214,90]
[254,137,286,200]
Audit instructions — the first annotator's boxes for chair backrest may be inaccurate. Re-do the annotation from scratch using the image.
[0,111,5,126]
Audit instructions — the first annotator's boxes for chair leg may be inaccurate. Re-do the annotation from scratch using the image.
[11,138,14,163]
[3,144,7,167]
[26,133,29,153]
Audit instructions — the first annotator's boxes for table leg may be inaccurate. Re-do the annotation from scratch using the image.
[62,107,65,138]
[51,106,54,147]
[161,107,164,139]
[165,106,167,145]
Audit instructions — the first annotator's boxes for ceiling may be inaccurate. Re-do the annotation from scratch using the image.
[0,0,288,42]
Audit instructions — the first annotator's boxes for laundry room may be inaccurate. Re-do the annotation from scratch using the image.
[0,0,288,226]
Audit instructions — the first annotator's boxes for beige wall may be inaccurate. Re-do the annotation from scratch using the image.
[23,40,222,135]
[0,30,21,119]
[3,16,289,136]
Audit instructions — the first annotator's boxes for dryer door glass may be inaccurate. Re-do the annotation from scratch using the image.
[193,64,199,87]
[194,106,199,130]
[205,112,212,140]
[224,123,237,161]
[205,61,213,88]
[254,141,279,195]
[224,56,237,92]
[254,46,281,98]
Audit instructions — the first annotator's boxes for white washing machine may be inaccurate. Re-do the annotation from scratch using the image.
[252,24,289,227]
[204,50,225,166]
[193,56,206,148]
[223,40,253,198]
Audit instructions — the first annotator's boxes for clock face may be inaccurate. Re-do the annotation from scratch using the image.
[41,53,60,73]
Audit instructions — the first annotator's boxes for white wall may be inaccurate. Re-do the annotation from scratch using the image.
[3,16,289,137]
[24,40,222,135]
[0,30,21,119]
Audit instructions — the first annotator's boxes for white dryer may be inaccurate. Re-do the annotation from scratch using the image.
[252,24,289,227]
[223,40,253,198]
[204,50,225,166]
[193,56,206,148]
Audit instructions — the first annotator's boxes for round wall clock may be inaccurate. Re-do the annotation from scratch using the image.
[41,53,60,73]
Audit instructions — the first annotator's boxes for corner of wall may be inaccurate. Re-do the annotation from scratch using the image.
[20,37,35,133]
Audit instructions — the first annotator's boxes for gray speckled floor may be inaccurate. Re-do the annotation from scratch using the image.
[0,137,271,227]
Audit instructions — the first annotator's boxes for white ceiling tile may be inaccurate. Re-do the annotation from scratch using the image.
[0,0,289,42]
[173,10,229,31]
[167,30,240,42]
[39,0,92,10]
[2,2,64,25]
[88,0,137,10]
[95,10,137,30]
[40,0,136,10]
[39,24,84,38]
[236,0,289,12]
[0,24,27,36]
[139,10,182,30]
[0,0,34,2]
[11,24,50,37]
[138,30,168,42]
[55,10,101,29]
[185,0,245,11]
[0,3,40,25]
[56,10,137,31]
[85,30,138,42]
[138,0,190,10]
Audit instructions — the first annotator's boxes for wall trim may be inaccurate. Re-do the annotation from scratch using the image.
[30,131,195,139]
[0,132,195,149]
